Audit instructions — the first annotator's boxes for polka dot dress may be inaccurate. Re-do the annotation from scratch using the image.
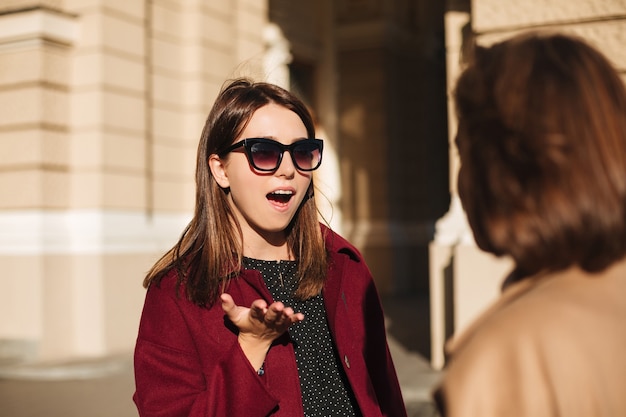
[243,258,361,417]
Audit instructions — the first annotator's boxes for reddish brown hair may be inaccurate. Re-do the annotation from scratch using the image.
[454,31,626,276]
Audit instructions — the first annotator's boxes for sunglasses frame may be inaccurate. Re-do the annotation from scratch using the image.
[219,137,324,172]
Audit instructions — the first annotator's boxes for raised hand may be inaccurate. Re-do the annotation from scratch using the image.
[220,293,304,371]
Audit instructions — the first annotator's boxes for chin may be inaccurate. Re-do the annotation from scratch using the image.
[262,219,295,234]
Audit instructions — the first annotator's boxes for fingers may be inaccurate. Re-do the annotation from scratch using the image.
[220,293,234,313]
[265,302,290,324]
[221,294,304,334]
[251,298,269,313]
[266,303,304,328]
[291,311,305,322]
[280,304,304,323]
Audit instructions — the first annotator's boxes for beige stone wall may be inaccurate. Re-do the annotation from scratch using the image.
[0,0,268,362]
[474,0,626,70]
[5,0,622,366]
[431,0,626,368]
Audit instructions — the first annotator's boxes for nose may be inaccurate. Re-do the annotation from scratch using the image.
[275,150,296,177]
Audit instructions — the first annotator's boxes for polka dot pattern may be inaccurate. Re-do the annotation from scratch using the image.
[243,258,361,417]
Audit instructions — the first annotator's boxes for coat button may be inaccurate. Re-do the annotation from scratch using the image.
[344,355,350,368]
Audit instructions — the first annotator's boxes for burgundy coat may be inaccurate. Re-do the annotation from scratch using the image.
[133,227,408,417]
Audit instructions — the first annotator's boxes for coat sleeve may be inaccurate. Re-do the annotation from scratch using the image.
[363,280,409,417]
[133,282,279,417]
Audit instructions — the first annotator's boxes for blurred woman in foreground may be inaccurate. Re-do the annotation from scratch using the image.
[434,31,626,417]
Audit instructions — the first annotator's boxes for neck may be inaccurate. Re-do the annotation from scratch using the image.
[241,232,292,261]
[237,219,293,261]
[243,245,292,261]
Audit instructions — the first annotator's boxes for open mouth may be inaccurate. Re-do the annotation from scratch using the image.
[267,190,294,204]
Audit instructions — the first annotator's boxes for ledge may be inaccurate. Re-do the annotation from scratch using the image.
[0,7,78,47]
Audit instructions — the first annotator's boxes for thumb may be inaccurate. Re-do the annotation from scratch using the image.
[220,293,235,315]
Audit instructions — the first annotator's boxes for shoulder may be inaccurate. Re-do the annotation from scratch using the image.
[437,264,626,416]
[143,267,203,315]
[147,267,184,298]
[320,225,378,298]
[436,280,556,415]
[321,224,364,263]
[447,276,564,358]
[442,275,559,380]
[444,263,626,380]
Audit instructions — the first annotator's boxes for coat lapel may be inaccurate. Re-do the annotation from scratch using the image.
[237,268,274,302]
[322,251,346,338]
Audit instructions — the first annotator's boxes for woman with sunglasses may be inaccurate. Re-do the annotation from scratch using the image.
[133,78,408,417]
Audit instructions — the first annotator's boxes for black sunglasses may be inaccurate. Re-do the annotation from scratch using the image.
[219,138,324,172]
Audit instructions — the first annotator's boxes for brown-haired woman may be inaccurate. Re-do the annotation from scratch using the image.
[433,31,626,417]
[133,78,407,417]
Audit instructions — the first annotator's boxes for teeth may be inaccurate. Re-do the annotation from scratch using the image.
[272,190,293,195]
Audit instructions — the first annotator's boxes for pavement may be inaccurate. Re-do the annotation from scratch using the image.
[0,354,137,417]
[0,294,442,417]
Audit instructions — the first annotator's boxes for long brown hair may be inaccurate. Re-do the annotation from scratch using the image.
[454,31,626,276]
[144,78,328,306]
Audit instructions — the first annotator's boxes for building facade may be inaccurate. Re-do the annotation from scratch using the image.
[0,0,624,367]
[0,0,450,363]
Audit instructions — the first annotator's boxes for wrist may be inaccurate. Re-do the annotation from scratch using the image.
[237,334,272,371]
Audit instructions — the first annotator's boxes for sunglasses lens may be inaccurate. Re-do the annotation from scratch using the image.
[293,142,322,171]
[249,143,281,170]
[244,139,322,171]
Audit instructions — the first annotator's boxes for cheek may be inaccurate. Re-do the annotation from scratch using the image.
[223,156,256,188]
[229,173,262,196]
[300,175,314,193]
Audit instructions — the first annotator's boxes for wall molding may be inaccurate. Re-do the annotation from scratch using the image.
[0,7,78,46]
[0,209,191,254]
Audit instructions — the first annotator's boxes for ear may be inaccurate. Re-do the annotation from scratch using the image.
[208,154,230,189]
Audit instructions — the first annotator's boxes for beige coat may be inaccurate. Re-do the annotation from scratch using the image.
[433,258,626,417]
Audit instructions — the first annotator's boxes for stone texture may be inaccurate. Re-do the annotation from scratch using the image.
[474,0,626,32]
